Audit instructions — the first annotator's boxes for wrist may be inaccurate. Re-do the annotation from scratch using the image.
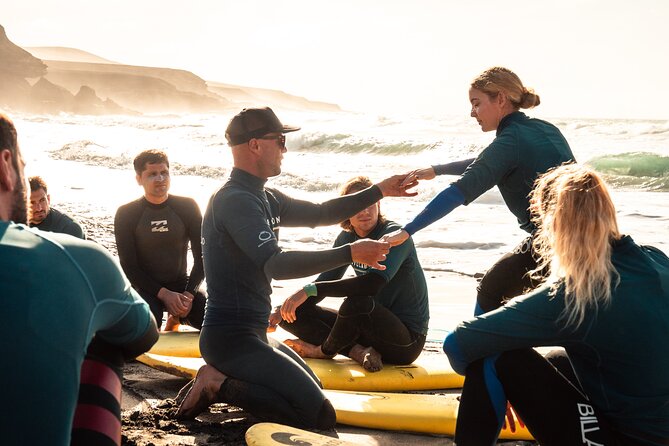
[303,283,317,298]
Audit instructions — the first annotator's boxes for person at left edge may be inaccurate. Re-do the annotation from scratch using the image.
[0,113,158,446]
[115,149,206,331]
[175,107,419,432]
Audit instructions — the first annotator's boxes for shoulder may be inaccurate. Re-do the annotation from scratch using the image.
[265,187,289,203]
[333,229,355,246]
[167,195,201,214]
[115,197,144,216]
[379,220,402,235]
[29,229,128,291]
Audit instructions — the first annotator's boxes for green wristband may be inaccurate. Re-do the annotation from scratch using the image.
[303,282,318,298]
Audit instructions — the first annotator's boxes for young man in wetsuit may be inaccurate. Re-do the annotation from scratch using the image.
[115,149,206,331]
[29,175,86,239]
[175,107,419,432]
[0,113,158,446]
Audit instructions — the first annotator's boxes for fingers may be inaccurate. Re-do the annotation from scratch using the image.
[400,172,418,188]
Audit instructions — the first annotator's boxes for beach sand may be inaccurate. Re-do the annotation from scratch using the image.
[61,204,532,446]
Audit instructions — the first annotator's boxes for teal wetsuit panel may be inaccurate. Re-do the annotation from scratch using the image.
[0,222,153,446]
[320,220,430,336]
[449,236,669,440]
[454,111,575,232]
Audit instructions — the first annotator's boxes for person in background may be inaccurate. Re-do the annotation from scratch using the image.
[443,164,669,446]
[271,175,429,373]
[29,175,86,238]
[384,67,576,316]
[114,149,206,331]
[175,107,418,432]
[0,114,158,446]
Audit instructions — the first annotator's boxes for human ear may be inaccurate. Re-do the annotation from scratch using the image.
[0,150,16,192]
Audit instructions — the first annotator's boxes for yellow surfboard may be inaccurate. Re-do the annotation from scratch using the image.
[245,422,357,446]
[137,353,533,441]
[149,332,463,391]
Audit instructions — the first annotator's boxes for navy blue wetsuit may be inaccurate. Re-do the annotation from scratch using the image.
[443,236,669,446]
[201,167,388,429]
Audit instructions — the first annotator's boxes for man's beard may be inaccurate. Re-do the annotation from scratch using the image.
[10,175,28,224]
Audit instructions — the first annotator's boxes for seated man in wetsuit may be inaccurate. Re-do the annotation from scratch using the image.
[270,175,430,372]
[0,113,158,446]
[114,149,206,331]
[29,175,86,238]
[175,107,419,432]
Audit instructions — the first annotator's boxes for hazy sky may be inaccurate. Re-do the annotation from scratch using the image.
[5,0,669,119]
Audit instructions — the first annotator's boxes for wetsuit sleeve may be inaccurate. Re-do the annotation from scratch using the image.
[264,246,353,280]
[314,273,386,302]
[453,130,519,205]
[61,237,159,354]
[433,158,476,176]
[216,190,355,280]
[61,218,86,239]
[272,186,384,228]
[314,231,352,282]
[183,199,204,294]
[444,284,581,370]
[403,184,465,235]
[114,203,163,296]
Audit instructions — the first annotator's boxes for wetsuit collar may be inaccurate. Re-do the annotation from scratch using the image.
[353,220,386,240]
[496,111,527,136]
[230,167,268,192]
[141,195,170,208]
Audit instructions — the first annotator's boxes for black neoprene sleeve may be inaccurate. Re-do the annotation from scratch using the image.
[264,244,353,280]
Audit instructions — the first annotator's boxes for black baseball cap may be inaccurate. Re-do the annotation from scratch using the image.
[225,107,300,146]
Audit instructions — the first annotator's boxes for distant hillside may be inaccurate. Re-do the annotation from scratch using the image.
[208,82,341,113]
[25,46,118,64]
[0,23,340,115]
[41,60,229,113]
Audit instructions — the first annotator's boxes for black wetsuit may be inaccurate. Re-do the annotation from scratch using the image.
[201,167,386,430]
[114,195,205,328]
[30,207,85,239]
[280,220,429,365]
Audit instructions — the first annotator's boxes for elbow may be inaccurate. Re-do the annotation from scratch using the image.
[442,332,468,375]
[122,317,159,361]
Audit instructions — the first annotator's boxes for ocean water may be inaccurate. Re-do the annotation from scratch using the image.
[11,109,669,338]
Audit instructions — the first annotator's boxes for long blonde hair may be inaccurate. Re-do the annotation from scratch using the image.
[531,164,621,328]
[471,67,541,110]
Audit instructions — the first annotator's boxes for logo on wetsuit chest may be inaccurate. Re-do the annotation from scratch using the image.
[151,220,169,233]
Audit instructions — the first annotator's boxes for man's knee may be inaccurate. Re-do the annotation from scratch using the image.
[316,399,337,430]
[338,296,374,317]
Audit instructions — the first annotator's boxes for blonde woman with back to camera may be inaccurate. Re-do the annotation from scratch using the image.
[442,164,669,445]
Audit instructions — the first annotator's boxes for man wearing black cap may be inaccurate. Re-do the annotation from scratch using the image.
[176,107,419,432]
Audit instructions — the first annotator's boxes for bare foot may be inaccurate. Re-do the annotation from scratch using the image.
[163,314,180,332]
[175,365,226,420]
[284,339,334,359]
[349,344,383,372]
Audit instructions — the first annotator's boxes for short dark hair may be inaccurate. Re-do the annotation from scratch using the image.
[339,176,386,232]
[133,149,169,175]
[29,176,48,193]
[0,114,19,172]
